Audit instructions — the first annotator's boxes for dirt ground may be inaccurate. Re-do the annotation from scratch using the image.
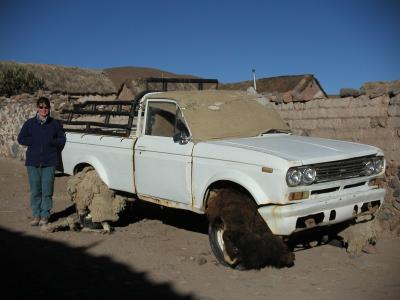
[1,156,399,300]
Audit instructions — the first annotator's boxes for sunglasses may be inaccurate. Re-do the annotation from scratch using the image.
[38,105,49,109]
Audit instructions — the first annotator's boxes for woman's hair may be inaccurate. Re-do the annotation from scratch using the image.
[37,97,50,107]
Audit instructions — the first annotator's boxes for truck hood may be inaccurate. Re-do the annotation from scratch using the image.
[207,134,382,165]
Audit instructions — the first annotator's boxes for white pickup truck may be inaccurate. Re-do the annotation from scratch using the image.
[61,87,386,269]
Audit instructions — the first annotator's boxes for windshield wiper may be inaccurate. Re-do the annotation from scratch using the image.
[261,129,291,135]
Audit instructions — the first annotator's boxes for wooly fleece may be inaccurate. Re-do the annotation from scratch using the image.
[67,167,126,222]
[338,216,383,255]
[207,189,295,269]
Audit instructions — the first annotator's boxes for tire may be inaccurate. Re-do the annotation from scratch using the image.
[206,189,256,269]
[208,217,238,268]
[206,188,295,269]
[79,213,103,230]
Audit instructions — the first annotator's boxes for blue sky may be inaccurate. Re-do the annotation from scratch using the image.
[0,0,399,94]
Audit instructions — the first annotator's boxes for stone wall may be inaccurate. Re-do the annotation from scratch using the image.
[274,92,400,233]
[274,93,399,164]
[0,91,116,160]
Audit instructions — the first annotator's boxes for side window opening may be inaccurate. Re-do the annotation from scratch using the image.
[145,101,190,138]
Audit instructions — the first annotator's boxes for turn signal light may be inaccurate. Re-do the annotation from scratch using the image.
[288,191,310,201]
[368,178,385,188]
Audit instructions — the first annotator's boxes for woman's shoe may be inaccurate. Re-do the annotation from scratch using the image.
[30,217,40,226]
[39,217,49,226]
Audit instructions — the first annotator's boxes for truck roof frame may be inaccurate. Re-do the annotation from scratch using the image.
[61,77,218,137]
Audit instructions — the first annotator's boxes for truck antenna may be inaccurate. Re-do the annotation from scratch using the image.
[252,69,257,92]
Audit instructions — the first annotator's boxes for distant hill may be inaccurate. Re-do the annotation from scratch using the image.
[0,62,202,95]
[0,61,116,94]
[103,66,199,90]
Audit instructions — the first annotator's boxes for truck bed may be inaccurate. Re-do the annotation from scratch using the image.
[61,132,136,194]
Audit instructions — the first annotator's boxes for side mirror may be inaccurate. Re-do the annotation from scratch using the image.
[173,131,191,145]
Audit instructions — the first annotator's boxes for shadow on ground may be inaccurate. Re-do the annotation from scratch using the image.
[51,201,346,252]
[287,224,346,252]
[0,226,194,299]
[114,200,209,234]
[50,204,76,222]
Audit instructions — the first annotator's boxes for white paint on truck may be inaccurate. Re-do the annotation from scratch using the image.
[61,90,386,236]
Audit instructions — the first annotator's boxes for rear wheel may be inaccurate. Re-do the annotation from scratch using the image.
[79,213,103,230]
[67,166,126,228]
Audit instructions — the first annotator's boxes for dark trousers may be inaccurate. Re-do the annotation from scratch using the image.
[27,166,55,218]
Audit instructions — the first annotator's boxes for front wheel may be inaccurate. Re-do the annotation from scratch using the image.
[208,217,239,268]
[206,188,295,270]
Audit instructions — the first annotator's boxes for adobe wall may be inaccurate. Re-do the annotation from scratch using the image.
[0,91,116,160]
[274,92,400,233]
[274,93,399,165]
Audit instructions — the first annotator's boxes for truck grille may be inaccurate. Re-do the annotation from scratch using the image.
[314,155,374,183]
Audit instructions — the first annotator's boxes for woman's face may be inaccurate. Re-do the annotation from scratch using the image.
[37,103,50,119]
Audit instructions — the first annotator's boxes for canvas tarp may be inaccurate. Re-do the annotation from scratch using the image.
[145,90,289,142]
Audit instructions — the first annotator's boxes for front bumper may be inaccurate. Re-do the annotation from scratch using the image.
[258,188,386,236]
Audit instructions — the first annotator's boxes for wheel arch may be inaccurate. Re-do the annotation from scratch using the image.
[71,158,110,186]
[203,179,264,211]
[73,163,92,174]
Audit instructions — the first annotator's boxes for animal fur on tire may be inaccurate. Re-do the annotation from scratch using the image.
[67,167,126,223]
[207,189,295,269]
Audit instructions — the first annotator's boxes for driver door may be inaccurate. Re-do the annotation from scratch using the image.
[134,100,193,205]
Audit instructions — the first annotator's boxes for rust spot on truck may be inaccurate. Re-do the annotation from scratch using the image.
[138,194,203,214]
[271,205,280,219]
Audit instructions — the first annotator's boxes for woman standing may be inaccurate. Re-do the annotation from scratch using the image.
[18,97,66,226]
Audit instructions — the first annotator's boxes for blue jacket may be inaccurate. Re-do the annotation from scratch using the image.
[18,115,66,167]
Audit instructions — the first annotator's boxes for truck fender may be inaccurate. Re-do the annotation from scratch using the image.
[200,170,269,207]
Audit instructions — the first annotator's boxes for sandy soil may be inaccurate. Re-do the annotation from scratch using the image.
[0,156,399,300]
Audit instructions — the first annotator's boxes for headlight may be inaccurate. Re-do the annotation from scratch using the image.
[286,167,316,186]
[302,167,316,184]
[286,168,303,186]
[373,157,385,174]
[364,160,375,176]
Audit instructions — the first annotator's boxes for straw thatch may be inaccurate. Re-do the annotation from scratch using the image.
[361,80,400,94]
[0,61,116,94]
[104,66,199,90]
[221,75,305,92]
[220,74,327,101]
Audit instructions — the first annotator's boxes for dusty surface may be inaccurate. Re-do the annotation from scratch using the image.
[0,156,399,300]
[147,90,288,142]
